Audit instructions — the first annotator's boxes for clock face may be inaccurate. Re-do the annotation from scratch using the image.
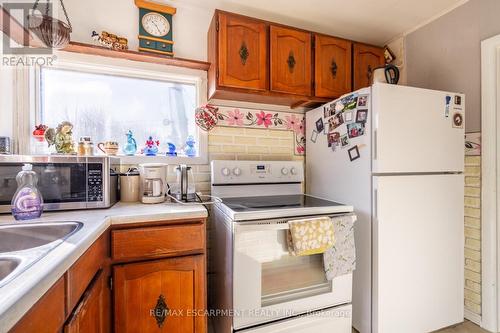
[142,12,170,37]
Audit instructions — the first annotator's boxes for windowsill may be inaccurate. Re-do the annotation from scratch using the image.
[118,154,208,165]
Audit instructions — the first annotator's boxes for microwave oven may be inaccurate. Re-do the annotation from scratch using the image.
[0,155,119,213]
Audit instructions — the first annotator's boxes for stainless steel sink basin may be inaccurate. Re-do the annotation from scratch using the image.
[0,258,20,281]
[0,221,83,288]
[0,221,82,253]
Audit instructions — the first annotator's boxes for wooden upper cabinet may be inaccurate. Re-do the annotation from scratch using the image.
[270,26,312,96]
[314,34,352,98]
[217,12,267,91]
[353,43,385,90]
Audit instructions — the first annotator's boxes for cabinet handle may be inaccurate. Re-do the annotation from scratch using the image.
[287,51,296,73]
[367,64,373,82]
[153,294,169,328]
[239,42,249,65]
[330,59,338,78]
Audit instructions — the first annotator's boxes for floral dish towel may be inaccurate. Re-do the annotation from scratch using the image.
[287,217,335,256]
[324,214,357,281]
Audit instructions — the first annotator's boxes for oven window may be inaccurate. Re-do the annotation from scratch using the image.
[261,254,331,307]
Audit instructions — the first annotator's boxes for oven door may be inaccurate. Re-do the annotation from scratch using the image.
[233,219,352,330]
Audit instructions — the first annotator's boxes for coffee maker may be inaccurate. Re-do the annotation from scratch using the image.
[138,163,167,204]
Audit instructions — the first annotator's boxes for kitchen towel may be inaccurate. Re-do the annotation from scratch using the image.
[287,216,335,256]
[324,214,357,281]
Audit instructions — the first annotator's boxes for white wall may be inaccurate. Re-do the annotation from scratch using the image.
[63,0,213,61]
[0,63,14,139]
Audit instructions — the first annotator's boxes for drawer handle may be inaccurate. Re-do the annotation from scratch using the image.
[153,294,169,328]
[239,42,249,65]
[287,51,296,73]
[330,59,338,78]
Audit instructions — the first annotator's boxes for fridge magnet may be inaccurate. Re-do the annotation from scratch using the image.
[343,110,354,123]
[310,130,319,143]
[452,112,464,129]
[340,94,358,111]
[347,122,365,138]
[357,95,368,107]
[334,102,344,114]
[356,110,368,123]
[327,132,340,147]
[348,145,360,161]
[316,118,324,132]
[465,132,481,156]
[340,134,349,148]
[454,95,462,106]
[329,113,344,132]
[323,106,330,118]
[445,95,451,118]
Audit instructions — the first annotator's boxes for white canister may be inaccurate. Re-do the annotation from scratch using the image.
[120,168,140,202]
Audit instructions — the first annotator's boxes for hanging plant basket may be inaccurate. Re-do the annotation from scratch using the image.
[27,0,73,49]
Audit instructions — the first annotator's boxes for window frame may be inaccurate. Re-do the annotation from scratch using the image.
[31,51,208,165]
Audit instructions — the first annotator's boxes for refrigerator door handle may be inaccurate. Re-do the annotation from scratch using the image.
[374,189,378,218]
[373,129,377,160]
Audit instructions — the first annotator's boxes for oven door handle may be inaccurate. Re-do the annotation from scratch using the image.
[235,223,290,232]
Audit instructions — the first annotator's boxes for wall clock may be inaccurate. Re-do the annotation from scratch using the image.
[134,0,176,56]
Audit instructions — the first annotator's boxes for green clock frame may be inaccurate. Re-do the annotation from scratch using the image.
[135,0,176,56]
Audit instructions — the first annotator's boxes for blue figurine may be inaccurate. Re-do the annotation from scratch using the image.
[123,130,137,156]
[143,136,159,156]
[166,143,177,156]
[185,135,196,157]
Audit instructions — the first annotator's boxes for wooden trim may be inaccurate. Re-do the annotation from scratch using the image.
[134,0,176,14]
[138,35,174,44]
[62,42,210,71]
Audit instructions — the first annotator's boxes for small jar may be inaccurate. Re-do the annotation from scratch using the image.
[78,137,94,156]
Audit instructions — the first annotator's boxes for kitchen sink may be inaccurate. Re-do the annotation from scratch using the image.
[0,221,83,288]
[0,258,20,281]
[0,221,82,253]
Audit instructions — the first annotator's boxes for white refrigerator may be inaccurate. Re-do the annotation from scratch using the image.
[306,83,465,333]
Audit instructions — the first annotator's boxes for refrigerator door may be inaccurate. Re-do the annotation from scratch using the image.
[372,174,464,333]
[372,83,464,173]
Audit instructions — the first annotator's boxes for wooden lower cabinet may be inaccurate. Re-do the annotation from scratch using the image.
[113,255,206,333]
[64,270,107,333]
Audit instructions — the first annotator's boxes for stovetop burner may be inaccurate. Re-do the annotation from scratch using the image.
[220,194,345,212]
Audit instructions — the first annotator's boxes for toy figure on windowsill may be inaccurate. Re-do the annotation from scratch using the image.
[166,143,177,156]
[123,130,137,156]
[185,135,196,157]
[44,121,76,154]
[143,136,160,156]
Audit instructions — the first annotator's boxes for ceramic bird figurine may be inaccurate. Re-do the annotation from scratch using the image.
[91,31,128,50]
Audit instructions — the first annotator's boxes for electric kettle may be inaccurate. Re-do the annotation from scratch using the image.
[171,164,196,202]
[372,64,400,84]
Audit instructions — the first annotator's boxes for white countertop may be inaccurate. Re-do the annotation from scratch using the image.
[0,202,208,332]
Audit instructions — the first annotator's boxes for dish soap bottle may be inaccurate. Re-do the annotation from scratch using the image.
[11,164,43,220]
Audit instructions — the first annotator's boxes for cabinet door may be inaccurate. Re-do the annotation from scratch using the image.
[64,270,106,333]
[218,12,267,91]
[114,255,206,333]
[270,26,312,96]
[353,43,385,90]
[314,34,352,98]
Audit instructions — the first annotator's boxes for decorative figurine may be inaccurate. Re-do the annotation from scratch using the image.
[91,31,128,50]
[143,136,160,156]
[32,124,48,142]
[123,130,138,156]
[166,142,177,156]
[44,121,76,154]
[185,135,196,157]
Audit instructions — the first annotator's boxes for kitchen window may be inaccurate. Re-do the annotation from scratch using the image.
[31,55,207,164]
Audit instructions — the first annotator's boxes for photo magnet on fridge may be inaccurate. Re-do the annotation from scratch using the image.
[343,110,354,123]
[356,109,368,123]
[357,95,368,107]
[327,132,340,147]
[348,145,360,161]
[316,118,324,132]
[452,112,464,129]
[310,130,319,143]
[347,122,365,138]
[445,95,451,118]
[340,134,349,148]
[328,113,344,132]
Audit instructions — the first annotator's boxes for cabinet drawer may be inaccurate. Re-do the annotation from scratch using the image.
[112,223,205,261]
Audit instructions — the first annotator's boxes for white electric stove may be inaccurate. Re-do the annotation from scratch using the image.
[210,160,354,333]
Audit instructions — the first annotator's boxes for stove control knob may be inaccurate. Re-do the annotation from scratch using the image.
[290,167,297,175]
[232,167,242,176]
[221,167,230,176]
[281,167,289,175]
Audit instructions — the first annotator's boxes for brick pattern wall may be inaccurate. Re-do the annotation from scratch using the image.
[464,155,481,317]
